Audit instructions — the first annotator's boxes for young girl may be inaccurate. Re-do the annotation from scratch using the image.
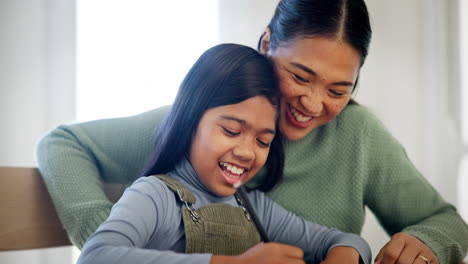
[77,44,371,264]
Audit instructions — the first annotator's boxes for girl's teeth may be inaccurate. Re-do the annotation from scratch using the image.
[219,162,245,175]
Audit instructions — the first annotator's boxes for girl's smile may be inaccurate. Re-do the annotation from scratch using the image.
[218,161,248,186]
[189,96,277,197]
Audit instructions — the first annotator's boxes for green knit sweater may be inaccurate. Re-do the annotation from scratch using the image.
[36,104,468,263]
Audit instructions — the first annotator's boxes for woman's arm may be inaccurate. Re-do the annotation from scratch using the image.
[361,107,468,264]
[248,190,372,264]
[36,106,170,248]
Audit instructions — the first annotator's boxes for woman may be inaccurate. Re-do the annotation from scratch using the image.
[77,43,371,264]
[37,0,467,263]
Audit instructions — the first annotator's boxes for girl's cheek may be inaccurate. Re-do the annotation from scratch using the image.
[258,151,270,168]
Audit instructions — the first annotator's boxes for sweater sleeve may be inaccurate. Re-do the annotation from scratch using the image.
[77,177,212,264]
[35,106,170,248]
[361,109,468,263]
[249,190,372,264]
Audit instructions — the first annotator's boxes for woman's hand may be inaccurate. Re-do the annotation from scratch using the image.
[320,246,361,264]
[211,242,305,264]
[375,233,439,264]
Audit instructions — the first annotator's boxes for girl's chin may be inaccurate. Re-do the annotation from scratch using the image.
[213,186,237,197]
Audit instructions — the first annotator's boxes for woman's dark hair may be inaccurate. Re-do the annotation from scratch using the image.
[143,44,284,192]
[259,0,371,66]
[258,0,372,98]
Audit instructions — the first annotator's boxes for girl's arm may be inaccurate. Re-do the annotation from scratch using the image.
[78,177,307,264]
[36,106,171,248]
[77,176,213,264]
[247,190,372,264]
[211,243,305,264]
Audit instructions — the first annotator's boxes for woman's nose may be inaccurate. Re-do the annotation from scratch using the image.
[300,91,324,115]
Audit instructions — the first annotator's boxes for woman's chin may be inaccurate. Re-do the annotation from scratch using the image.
[280,120,315,141]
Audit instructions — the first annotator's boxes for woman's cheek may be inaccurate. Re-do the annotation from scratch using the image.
[331,97,351,116]
[279,78,298,98]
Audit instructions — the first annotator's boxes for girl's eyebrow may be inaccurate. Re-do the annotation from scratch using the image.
[220,115,246,124]
[219,115,276,135]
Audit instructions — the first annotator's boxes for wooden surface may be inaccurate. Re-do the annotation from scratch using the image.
[0,167,127,251]
[0,167,71,251]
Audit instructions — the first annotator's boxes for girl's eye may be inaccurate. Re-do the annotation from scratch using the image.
[328,89,345,97]
[223,127,240,136]
[293,73,309,84]
[257,139,271,148]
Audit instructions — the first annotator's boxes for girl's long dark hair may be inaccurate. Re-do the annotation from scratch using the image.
[143,44,284,192]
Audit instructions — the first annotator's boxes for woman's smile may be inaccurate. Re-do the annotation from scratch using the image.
[286,104,315,128]
[263,37,361,140]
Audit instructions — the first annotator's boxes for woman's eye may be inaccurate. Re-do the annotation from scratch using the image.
[257,139,271,148]
[328,89,345,97]
[223,127,240,136]
[293,73,309,83]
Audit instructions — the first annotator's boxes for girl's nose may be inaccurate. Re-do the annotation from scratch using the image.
[232,141,255,161]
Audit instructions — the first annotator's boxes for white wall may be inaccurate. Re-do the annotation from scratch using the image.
[0,0,76,166]
[217,0,277,49]
[0,0,75,263]
[0,0,464,263]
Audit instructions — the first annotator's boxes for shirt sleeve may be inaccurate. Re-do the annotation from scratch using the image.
[77,177,212,264]
[360,108,468,263]
[248,190,372,264]
[35,106,170,248]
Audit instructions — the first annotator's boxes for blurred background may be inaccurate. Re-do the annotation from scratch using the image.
[0,0,466,263]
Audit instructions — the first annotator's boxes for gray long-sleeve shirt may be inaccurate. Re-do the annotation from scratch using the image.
[77,158,371,264]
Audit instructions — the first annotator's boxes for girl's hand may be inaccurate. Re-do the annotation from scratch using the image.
[374,232,439,264]
[320,246,361,264]
[211,242,305,264]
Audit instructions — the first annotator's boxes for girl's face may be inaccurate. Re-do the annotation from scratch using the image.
[189,96,277,197]
[261,35,361,140]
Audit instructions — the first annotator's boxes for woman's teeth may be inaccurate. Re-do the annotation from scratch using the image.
[290,105,312,122]
[219,162,245,176]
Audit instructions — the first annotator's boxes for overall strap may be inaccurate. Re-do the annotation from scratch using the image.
[155,175,261,255]
[235,188,269,242]
[156,175,197,204]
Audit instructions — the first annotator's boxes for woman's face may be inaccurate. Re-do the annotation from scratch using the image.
[261,35,362,140]
[189,96,277,197]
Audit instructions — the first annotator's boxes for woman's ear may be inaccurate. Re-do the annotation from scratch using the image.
[259,28,271,55]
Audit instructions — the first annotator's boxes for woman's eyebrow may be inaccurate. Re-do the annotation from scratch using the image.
[291,62,317,76]
[220,115,275,134]
[332,81,354,87]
